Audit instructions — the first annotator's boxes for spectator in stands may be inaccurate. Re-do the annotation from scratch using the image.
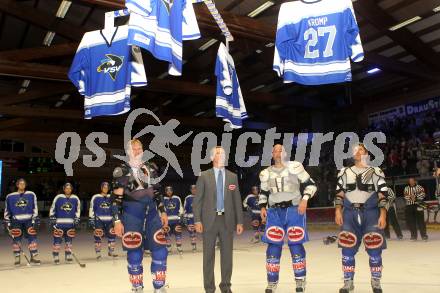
[403,178,428,241]
[416,159,431,177]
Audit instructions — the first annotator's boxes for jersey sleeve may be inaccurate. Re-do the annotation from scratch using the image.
[125,0,153,16]
[215,43,233,95]
[68,37,90,95]
[273,4,298,77]
[130,45,148,87]
[344,3,364,62]
[182,0,201,40]
[4,194,11,221]
[31,192,38,219]
[49,196,58,218]
[75,197,81,219]
[89,195,96,218]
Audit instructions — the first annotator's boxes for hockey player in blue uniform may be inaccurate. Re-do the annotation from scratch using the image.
[335,144,388,293]
[112,139,168,293]
[3,178,41,266]
[49,183,81,265]
[183,184,197,252]
[260,144,317,293]
[89,181,116,259]
[163,185,184,255]
[243,186,265,243]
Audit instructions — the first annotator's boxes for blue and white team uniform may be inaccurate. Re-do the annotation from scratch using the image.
[68,25,147,118]
[4,190,40,262]
[183,193,197,249]
[89,192,116,257]
[335,166,388,292]
[49,192,81,263]
[259,161,317,292]
[111,162,168,291]
[273,0,364,85]
[243,193,264,242]
[164,194,184,252]
[215,42,248,129]
[126,0,201,76]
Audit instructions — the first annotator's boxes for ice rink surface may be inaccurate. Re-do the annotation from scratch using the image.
[1,229,439,293]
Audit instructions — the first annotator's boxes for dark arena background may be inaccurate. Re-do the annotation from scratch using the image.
[0,0,440,292]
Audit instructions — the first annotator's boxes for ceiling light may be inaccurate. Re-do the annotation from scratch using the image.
[43,31,55,46]
[389,16,422,31]
[158,71,168,79]
[256,49,263,54]
[162,99,172,106]
[367,67,381,74]
[199,39,218,51]
[194,111,205,117]
[56,1,72,18]
[199,78,210,85]
[248,1,275,18]
[433,6,440,13]
[265,42,274,47]
[250,84,265,92]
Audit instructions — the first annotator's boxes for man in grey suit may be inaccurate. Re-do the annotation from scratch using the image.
[193,146,244,293]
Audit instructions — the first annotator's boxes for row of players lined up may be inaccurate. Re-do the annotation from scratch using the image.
[2,178,265,265]
[4,140,388,293]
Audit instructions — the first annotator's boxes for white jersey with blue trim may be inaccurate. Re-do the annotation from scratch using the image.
[126,0,201,76]
[68,25,147,119]
[273,0,364,85]
[215,42,248,129]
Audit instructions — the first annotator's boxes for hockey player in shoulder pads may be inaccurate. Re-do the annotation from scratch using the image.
[4,178,41,266]
[259,144,317,293]
[334,143,388,293]
[89,182,116,259]
[111,139,169,293]
[49,183,81,265]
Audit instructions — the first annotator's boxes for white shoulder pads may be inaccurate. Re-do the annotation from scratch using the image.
[259,168,270,183]
[287,161,305,175]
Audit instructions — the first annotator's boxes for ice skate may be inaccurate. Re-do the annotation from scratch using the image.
[295,278,306,292]
[265,282,277,293]
[30,254,41,265]
[371,278,382,293]
[14,254,20,266]
[339,279,354,293]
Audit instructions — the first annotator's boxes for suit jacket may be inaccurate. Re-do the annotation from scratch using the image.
[193,168,244,232]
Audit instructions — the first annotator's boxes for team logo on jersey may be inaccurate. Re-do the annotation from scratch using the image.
[161,0,174,14]
[15,198,28,208]
[97,54,124,81]
[122,232,142,249]
[99,202,110,209]
[166,202,176,211]
[61,202,73,212]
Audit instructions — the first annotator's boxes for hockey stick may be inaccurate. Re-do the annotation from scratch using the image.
[6,227,31,266]
[71,252,86,268]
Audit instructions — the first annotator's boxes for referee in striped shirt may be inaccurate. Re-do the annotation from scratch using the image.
[403,178,428,241]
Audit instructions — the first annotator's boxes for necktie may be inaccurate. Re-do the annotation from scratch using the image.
[217,170,224,211]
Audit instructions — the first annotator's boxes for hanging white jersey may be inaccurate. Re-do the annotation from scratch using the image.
[126,0,201,76]
[273,0,364,85]
[69,25,147,119]
[215,42,248,129]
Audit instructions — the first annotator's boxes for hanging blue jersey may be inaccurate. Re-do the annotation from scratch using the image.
[49,194,81,225]
[183,194,194,215]
[89,194,113,222]
[273,0,364,85]
[243,194,261,214]
[126,0,201,76]
[164,195,183,222]
[215,42,248,129]
[68,25,147,119]
[4,191,38,222]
